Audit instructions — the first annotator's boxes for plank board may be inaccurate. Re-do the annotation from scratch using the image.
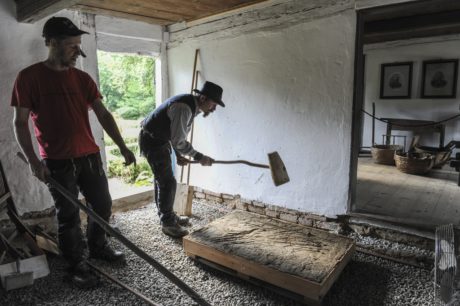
[183,211,355,303]
[173,183,193,216]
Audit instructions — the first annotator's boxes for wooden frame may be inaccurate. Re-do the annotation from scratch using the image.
[421,59,458,98]
[380,62,413,99]
[183,211,355,304]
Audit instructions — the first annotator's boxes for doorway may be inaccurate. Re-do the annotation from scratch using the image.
[97,50,156,199]
[350,0,460,228]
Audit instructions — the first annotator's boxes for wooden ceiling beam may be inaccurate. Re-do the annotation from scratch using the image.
[15,0,80,23]
[71,4,175,25]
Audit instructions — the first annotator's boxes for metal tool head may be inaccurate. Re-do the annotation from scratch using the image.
[268,152,290,186]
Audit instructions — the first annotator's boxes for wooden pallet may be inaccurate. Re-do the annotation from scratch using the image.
[183,211,355,305]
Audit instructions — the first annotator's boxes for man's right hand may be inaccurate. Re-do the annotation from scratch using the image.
[29,160,50,182]
[199,155,214,166]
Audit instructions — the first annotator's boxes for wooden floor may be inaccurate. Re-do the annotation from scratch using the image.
[355,157,460,227]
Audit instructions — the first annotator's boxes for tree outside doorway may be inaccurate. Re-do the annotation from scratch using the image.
[97,50,155,186]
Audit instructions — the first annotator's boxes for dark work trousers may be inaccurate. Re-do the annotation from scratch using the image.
[139,131,177,226]
[44,153,112,266]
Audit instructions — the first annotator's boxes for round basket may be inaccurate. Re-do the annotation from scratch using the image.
[371,145,403,165]
[394,152,435,174]
[414,146,451,168]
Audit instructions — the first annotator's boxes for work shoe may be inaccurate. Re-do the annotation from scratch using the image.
[89,244,125,263]
[162,223,189,238]
[67,261,99,289]
[176,215,190,226]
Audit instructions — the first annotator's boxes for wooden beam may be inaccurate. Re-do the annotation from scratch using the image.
[71,4,174,25]
[15,0,80,23]
[360,0,460,22]
[363,10,460,43]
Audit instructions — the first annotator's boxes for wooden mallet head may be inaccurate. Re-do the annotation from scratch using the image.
[268,152,290,186]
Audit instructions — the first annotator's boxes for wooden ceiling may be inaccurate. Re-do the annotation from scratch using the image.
[15,0,268,25]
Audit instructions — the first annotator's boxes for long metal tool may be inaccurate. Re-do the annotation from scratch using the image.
[86,261,161,306]
[17,153,211,306]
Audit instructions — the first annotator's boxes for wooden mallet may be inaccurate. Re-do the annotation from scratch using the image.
[190,151,290,186]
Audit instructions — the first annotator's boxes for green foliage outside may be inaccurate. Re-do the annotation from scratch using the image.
[98,51,155,185]
[98,50,155,120]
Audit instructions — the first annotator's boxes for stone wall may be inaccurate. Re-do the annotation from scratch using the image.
[192,186,346,234]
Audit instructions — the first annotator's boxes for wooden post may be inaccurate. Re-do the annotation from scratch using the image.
[173,183,194,216]
[180,49,200,183]
[372,102,375,145]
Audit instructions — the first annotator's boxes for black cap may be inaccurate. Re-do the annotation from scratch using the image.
[42,17,89,38]
[193,81,225,107]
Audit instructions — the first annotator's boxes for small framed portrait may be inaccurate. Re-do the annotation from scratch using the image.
[421,59,458,98]
[380,62,413,99]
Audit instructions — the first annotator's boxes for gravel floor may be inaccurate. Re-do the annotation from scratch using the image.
[0,199,438,306]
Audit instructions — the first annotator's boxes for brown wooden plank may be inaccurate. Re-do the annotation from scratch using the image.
[72,5,174,25]
[76,0,268,25]
[15,0,80,23]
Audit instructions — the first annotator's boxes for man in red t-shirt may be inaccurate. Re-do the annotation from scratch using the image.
[11,17,136,289]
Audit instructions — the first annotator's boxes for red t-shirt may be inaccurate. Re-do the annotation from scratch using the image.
[11,62,101,159]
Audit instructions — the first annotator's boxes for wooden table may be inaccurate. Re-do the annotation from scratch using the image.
[381,118,445,148]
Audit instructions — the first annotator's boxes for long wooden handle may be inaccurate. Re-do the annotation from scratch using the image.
[190,160,269,169]
[17,152,211,306]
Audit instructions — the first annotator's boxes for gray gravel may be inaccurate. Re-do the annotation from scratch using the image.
[0,199,437,306]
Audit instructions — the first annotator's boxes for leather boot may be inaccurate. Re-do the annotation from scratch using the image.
[89,244,125,262]
[162,223,189,238]
[68,261,99,289]
[176,215,190,226]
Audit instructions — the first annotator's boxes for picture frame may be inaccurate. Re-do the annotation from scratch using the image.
[421,59,458,98]
[380,62,413,99]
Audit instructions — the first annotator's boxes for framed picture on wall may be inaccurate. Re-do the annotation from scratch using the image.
[380,62,413,99]
[421,59,458,98]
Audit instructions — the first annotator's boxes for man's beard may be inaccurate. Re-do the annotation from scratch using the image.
[203,112,210,118]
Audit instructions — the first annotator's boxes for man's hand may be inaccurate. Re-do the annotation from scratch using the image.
[176,155,189,166]
[120,147,136,166]
[200,155,214,166]
[29,160,50,183]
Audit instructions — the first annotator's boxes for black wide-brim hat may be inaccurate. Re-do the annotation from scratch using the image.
[193,81,225,107]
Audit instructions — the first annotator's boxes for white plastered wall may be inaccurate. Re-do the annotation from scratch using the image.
[362,37,460,149]
[167,1,356,217]
[0,3,100,216]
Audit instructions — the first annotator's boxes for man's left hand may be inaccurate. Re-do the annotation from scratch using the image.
[121,147,136,166]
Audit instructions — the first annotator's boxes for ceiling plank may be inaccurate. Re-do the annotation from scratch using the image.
[15,0,81,23]
[72,5,174,25]
[76,0,268,25]
[77,0,196,20]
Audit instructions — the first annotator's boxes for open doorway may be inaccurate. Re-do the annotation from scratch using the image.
[97,50,155,199]
[350,0,460,228]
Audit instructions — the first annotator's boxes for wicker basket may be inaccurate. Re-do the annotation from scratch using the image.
[371,145,403,165]
[414,146,451,168]
[394,152,435,174]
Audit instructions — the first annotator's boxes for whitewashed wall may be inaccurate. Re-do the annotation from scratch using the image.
[0,3,102,216]
[362,37,460,149]
[168,1,356,217]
